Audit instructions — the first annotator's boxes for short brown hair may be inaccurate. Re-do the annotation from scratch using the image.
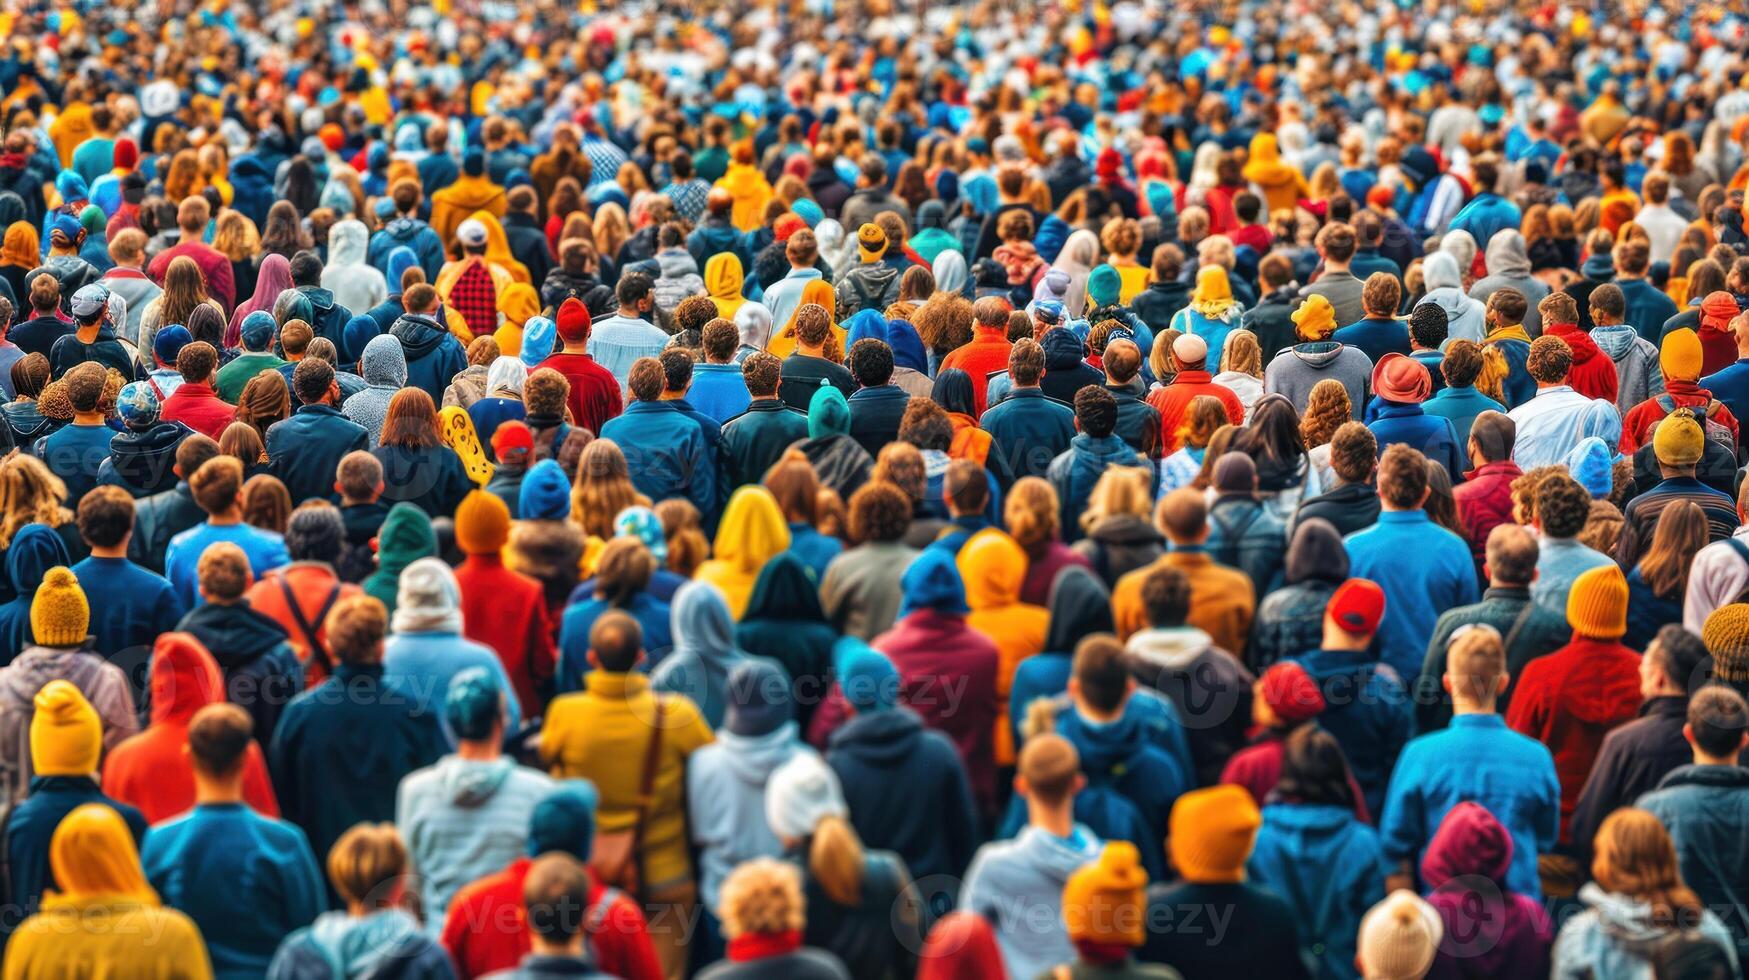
[326,822,407,908]
[1361,273,1401,317]
[390,179,421,213]
[944,459,989,515]
[524,368,570,416]
[742,352,781,397]
[1526,335,1573,384]
[658,348,694,393]
[178,341,218,384]
[63,363,105,413]
[1329,421,1378,484]
[525,853,599,943]
[403,282,438,313]
[627,357,665,402]
[786,229,818,266]
[1486,288,1528,325]
[1140,564,1191,628]
[1539,291,1578,326]
[1155,487,1208,542]
[702,318,738,362]
[187,702,254,777]
[1316,222,1357,262]
[1104,339,1142,384]
[28,274,59,312]
[280,319,314,358]
[848,481,911,544]
[1009,338,1045,386]
[794,304,831,347]
[673,296,718,339]
[1017,732,1080,805]
[197,540,252,600]
[76,485,134,549]
[189,455,244,516]
[175,434,221,480]
[1258,252,1294,289]
[1376,444,1429,509]
[336,450,382,502]
[1441,339,1485,388]
[764,457,821,523]
[1615,238,1650,276]
[1484,523,1539,585]
[1588,283,1626,323]
[326,594,388,665]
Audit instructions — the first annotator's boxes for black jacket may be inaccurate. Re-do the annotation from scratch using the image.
[1410,585,1573,733]
[1038,328,1103,404]
[97,422,190,497]
[1106,383,1162,458]
[1568,696,1693,858]
[371,443,473,520]
[846,385,911,458]
[1141,882,1311,980]
[266,404,371,506]
[177,600,303,744]
[1241,287,1302,359]
[721,400,809,488]
[1132,279,1193,336]
[129,482,204,573]
[787,843,919,980]
[1071,514,1165,587]
[500,211,553,288]
[1292,481,1381,538]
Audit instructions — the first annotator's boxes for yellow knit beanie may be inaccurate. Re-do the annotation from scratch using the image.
[454,490,511,556]
[1703,604,1749,686]
[31,567,89,648]
[1661,327,1704,383]
[1651,408,1706,468]
[1063,841,1150,947]
[1567,564,1629,639]
[30,680,101,777]
[1168,784,1261,883]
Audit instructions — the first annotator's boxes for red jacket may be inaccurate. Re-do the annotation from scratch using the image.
[1145,371,1245,455]
[938,326,1014,415]
[440,857,660,980]
[454,553,555,711]
[160,381,236,440]
[1620,379,1740,454]
[1699,317,1739,378]
[1505,635,1641,844]
[535,351,624,435]
[246,564,362,688]
[147,240,236,312]
[1453,459,1523,573]
[808,609,1000,814]
[101,633,279,824]
[1543,323,1618,405]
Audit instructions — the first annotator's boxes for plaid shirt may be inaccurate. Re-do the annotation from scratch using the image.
[661,179,713,222]
[582,136,627,188]
[448,259,498,338]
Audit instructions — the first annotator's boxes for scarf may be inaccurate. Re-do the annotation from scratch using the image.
[1189,265,1238,317]
[727,931,802,963]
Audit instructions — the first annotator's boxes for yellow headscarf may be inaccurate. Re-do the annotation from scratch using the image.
[1,221,40,268]
[694,486,791,619]
[44,804,159,908]
[768,279,845,361]
[1241,132,1294,186]
[467,210,531,284]
[1291,294,1338,341]
[1188,265,1238,318]
[494,282,541,357]
[704,253,747,321]
[48,103,94,169]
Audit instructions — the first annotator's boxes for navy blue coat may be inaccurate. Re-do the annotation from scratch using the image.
[1368,403,1464,482]
[2,776,146,941]
[266,404,370,506]
[979,387,1076,490]
[847,385,912,458]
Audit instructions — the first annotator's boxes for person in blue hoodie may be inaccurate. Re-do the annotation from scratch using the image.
[0,521,70,662]
[1446,156,1521,248]
[1367,353,1465,482]
[387,283,468,408]
[1047,386,1149,543]
[689,318,754,424]
[1613,238,1679,342]
[383,557,523,742]
[1038,322,1104,404]
[175,541,304,745]
[1246,726,1387,980]
[686,659,813,961]
[1423,339,1506,451]
[364,248,420,334]
[367,181,446,282]
[144,702,326,980]
[1478,289,1537,409]
[557,537,674,691]
[599,356,721,525]
[395,667,553,935]
[825,639,980,918]
[651,581,766,730]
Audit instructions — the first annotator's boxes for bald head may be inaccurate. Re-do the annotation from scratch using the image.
[1156,487,1208,545]
[589,610,643,673]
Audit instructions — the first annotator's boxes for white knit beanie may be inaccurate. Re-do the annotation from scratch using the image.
[764,753,846,841]
[1359,890,1443,980]
[393,557,464,635]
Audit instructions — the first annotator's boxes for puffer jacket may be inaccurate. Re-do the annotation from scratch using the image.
[833,261,900,319]
[1552,884,1738,980]
[1452,459,1522,569]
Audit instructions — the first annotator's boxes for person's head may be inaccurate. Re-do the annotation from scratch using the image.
[1589,282,1626,327]
[1590,808,1704,925]
[293,356,339,407]
[187,702,254,784]
[1276,725,1358,810]
[1316,221,1357,266]
[1534,471,1592,538]
[1616,238,1651,279]
[1478,522,1537,589]
[626,357,665,404]
[616,271,654,315]
[1686,686,1749,765]
[27,274,59,316]
[739,351,782,400]
[1444,622,1508,711]
[793,304,832,353]
[327,822,409,912]
[63,363,105,418]
[1567,563,1630,642]
[1167,784,1261,885]
[1485,288,1528,333]
[197,541,252,605]
[1015,732,1083,811]
[588,609,644,674]
[1258,252,1295,292]
[1073,385,1119,440]
[522,853,596,955]
[1325,578,1386,648]
[846,338,893,388]
[1327,422,1377,487]
[701,318,739,366]
[1066,634,1133,721]
[848,481,911,544]
[1361,273,1401,320]
[1407,303,1448,351]
[1356,891,1443,980]
[189,455,244,518]
[898,397,954,452]
[1155,487,1208,547]
[176,195,210,235]
[176,340,218,386]
[1376,444,1429,511]
[657,348,694,398]
[335,450,384,505]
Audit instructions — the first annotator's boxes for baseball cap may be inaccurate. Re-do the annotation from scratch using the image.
[457,219,488,247]
[153,324,193,366]
[1329,579,1386,635]
[69,283,110,319]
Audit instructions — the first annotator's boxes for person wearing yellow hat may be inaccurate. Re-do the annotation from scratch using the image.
[3,680,149,944]
[1621,326,1741,453]
[1702,605,1749,701]
[1141,784,1310,974]
[1505,563,1642,872]
[1056,841,1175,978]
[452,489,552,712]
[0,567,137,803]
[1615,408,1740,569]
[831,222,901,319]
[1264,292,1375,414]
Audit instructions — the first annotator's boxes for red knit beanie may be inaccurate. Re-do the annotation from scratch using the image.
[555,297,591,343]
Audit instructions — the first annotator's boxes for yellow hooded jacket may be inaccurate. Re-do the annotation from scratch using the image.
[3,804,213,980]
[693,486,792,619]
[958,529,1050,766]
[705,253,748,321]
[716,163,773,233]
[494,281,541,357]
[1241,132,1311,214]
[49,102,94,169]
[429,175,508,257]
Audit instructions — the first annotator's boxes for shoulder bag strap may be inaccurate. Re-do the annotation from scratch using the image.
[278,576,342,677]
[628,697,665,875]
[1501,599,1540,655]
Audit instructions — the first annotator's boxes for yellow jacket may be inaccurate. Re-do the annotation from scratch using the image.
[540,672,714,890]
[958,529,1050,766]
[494,281,541,357]
[49,103,93,168]
[694,486,791,619]
[429,176,507,257]
[716,164,773,232]
[1241,132,1311,214]
[471,210,532,284]
[705,253,748,321]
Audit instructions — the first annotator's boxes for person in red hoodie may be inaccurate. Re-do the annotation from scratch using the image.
[441,781,660,980]
[100,631,278,823]
[1620,327,1739,453]
[1451,411,1521,573]
[1420,801,1555,980]
[807,548,1001,817]
[453,489,554,711]
[158,341,236,439]
[535,297,624,436]
[1506,563,1641,849]
[246,506,361,689]
[937,295,1015,414]
[1145,332,1245,455]
[1695,290,1740,378]
[1537,292,1617,404]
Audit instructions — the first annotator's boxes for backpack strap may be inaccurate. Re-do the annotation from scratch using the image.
[1656,393,1677,415]
[1726,537,1749,566]
[277,575,342,677]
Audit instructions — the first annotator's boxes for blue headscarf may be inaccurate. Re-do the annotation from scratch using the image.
[386,246,419,295]
[520,316,556,367]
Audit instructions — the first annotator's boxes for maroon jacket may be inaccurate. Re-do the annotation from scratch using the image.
[148,240,237,312]
[808,608,1000,814]
[1422,801,1554,980]
[1453,459,1522,573]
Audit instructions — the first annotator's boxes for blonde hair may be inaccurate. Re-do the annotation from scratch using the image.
[809,814,867,907]
[1219,329,1262,378]
[327,823,409,909]
[570,440,651,539]
[1080,466,1153,534]
[211,210,259,263]
[0,455,70,548]
[718,858,805,939]
[1004,477,1060,553]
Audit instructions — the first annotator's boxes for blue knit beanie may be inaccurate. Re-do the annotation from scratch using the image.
[1087,264,1122,307]
[1565,437,1616,499]
[791,198,823,229]
[725,660,792,736]
[444,667,502,741]
[519,460,571,521]
[836,637,898,711]
[527,781,600,861]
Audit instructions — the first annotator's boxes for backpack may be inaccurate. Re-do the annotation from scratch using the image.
[1654,396,1735,455]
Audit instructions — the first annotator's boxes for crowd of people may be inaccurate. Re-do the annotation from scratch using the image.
[3,0,1749,978]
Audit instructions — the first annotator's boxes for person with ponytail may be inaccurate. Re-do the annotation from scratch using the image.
[764,752,921,980]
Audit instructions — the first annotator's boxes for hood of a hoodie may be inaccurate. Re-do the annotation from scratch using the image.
[299,284,337,313]
[1551,324,1604,364]
[179,602,290,667]
[828,705,926,765]
[1590,323,1640,361]
[1421,287,1475,324]
[1124,625,1216,672]
[1088,513,1164,548]
[1045,566,1113,652]
[957,528,1027,611]
[717,723,805,786]
[1042,326,1089,368]
[846,262,898,295]
[1284,517,1350,585]
[383,218,428,243]
[434,754,516,806]
[704,253,743,301]
[671,581,745,667]
[326,219,369,269]
[6,524,67,596]
[1055,691,1181,775]
[1576,883,1683,952]
[656,249,699,279]
[360,333,408,388]
[148,632,225,725]
[1484,230,1532,279]
[1258,802,1364,853]
[391,312,447,358]
[1073,432,1146,469]
[714,487,790,572]
[898,548,970,618]
[374,502,437,579]
[808,384,852,439]
[305,908,430,979]
[742,552,827,623]
[1287,341,1348,368]
[107,422,187,490]
[1419,800,1513,890]
[1580,253,1615,280]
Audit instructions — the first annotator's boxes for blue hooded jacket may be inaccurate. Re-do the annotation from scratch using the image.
[1248,803,1389,980]
[0,524,69,660]
[650,582,765,730]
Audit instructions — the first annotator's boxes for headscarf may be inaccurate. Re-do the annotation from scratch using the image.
[1188,265,1240,317]
[695,486,791,619]
[486,356,527,397]
[44,804,159,908]
[228,253,293,347]
[771,280,841,360]
[1700,291,1739,334]
[735,302,773,352]
[494,282,540,357]
[519,316,557,368]
[0,222,39,268]
[704,253,747,320]
[933,250,970,296]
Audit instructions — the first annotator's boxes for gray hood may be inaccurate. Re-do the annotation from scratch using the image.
[360,333,408,388]
[435,755,515,806]
[1124,626,1216,671]
[657,249,699,278]
[1591,324,1640,360]
[717,722,806,787]
[326,219,370,269]
[1484,230,1532,279]
[305,909,429,979]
